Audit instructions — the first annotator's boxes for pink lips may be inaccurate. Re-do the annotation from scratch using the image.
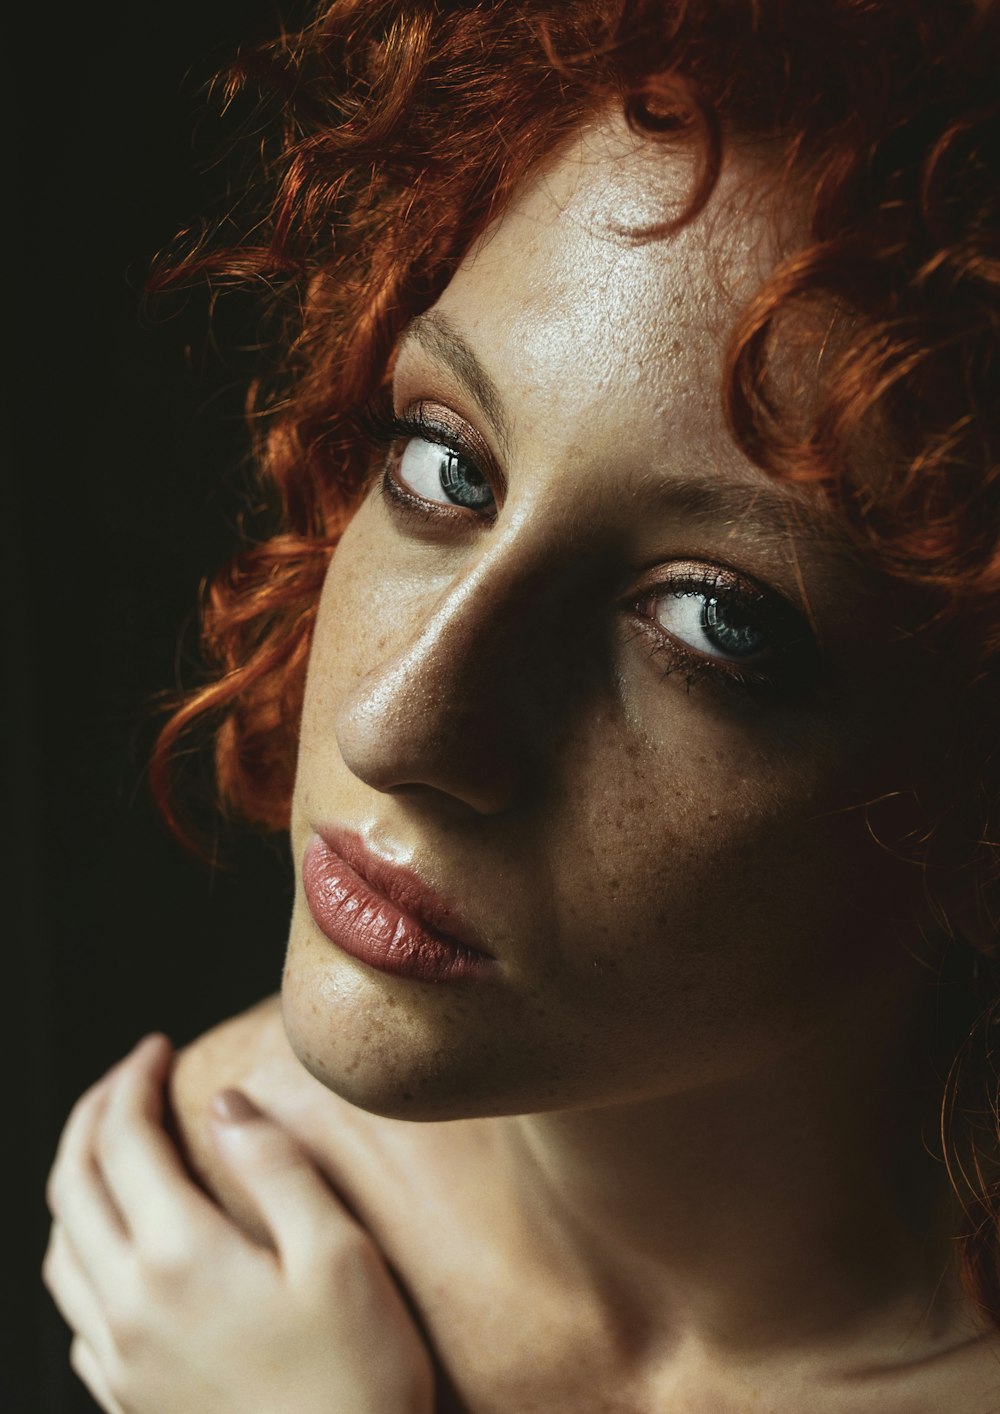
[301,829,496,983]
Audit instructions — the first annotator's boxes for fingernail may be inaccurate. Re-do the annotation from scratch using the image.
[211,1089,262,1124]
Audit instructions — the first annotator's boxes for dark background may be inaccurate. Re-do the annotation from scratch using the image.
[7,5,302,1409]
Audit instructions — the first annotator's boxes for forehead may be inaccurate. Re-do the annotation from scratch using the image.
[425,112,786,444]
[395,111,837,562]
[446,120,780,373]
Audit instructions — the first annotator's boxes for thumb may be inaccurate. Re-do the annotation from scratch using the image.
[210,1089,357,1277]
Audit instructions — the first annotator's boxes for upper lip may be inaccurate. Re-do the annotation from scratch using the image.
[313,825,495,959]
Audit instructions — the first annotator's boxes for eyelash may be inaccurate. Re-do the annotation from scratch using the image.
[625,577,804,699]
[357,398,493,519]
[357,396,813,700]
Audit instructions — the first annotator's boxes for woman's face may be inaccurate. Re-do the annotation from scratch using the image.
[283,112,956,1119]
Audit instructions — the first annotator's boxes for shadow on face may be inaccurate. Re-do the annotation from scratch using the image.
[281,111,980,1121]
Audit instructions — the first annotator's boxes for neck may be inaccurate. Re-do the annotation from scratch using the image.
[500,992,973,1365]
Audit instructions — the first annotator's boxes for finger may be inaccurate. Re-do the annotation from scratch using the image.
[98,1033,222,1249]
[43,1225,116,1371]
[47,1068,119,1217]
[46,1078,131,1295]
[211,1089,362,1280]
[69,1336,127,1414]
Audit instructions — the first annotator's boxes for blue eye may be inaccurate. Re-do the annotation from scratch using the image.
[633,564,813,694]
[654,585,770,663]
[394,436,495,513]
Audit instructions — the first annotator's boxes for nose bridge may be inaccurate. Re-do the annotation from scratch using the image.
[335,516,596,814]
[412,525,551,685]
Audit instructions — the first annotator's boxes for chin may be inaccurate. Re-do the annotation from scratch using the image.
[278,952,542,1121]
[280,955,503,1119]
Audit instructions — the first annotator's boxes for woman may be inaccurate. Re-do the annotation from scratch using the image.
[42,1,1000,1409]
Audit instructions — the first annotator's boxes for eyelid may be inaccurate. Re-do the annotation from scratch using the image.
[628,560,768,610]
[396,399,505,504]
[362,397,501,525]
[626,560,816,690]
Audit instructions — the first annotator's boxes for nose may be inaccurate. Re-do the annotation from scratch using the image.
[334,533,600,817]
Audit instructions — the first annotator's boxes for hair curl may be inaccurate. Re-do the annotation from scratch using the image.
[149,0,1000,1319]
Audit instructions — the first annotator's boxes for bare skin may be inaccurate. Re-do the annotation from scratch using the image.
[168,997,997,1414]
[160,113,1000,1411]
[154,115,1000,1408]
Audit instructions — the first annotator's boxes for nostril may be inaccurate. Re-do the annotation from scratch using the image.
[328,540,593,817]
[385,778,519,817]
[335,676,528,816]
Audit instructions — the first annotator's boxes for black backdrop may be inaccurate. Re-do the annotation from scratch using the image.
[7,5,303,1409]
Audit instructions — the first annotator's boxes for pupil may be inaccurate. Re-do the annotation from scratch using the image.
[703,597,765,658]
[440,451,493,509]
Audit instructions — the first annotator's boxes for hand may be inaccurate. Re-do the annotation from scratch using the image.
[43,1034,435,1414]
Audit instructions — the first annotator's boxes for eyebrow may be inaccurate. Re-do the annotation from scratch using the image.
[627,470,836,551]
[399,310,513,458]
[397,309,843,559]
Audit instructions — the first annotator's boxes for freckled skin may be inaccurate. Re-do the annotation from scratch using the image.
[283,117,949,1124]
[156,111,1000,1409]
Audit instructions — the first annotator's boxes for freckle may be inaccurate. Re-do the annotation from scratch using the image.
[608,879,620,892]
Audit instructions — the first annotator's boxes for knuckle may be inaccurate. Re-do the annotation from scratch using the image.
[106,1294,155,1367]
[103,1270,148,1348]
[137,1235,196,1291]
[248,1136,307,1182]
[246,1121,296,1157]
[313,1224,377,1283]
[105,1301,143,1356]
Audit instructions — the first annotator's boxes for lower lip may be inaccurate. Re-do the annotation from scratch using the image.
[301,836,495,983]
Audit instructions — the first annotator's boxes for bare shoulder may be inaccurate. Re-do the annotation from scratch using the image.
[169,992,285,1103]
[165,992,497,1258]
[167,993,355,1243]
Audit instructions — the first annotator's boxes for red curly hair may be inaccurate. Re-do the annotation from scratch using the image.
[149,0,1000,1317]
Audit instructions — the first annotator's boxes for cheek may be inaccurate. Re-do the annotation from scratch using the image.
[302,500,904,995]
[287,504,923,1107]
[542,713,912,1050]
[296,504,414,758]
[307,509,393,693]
